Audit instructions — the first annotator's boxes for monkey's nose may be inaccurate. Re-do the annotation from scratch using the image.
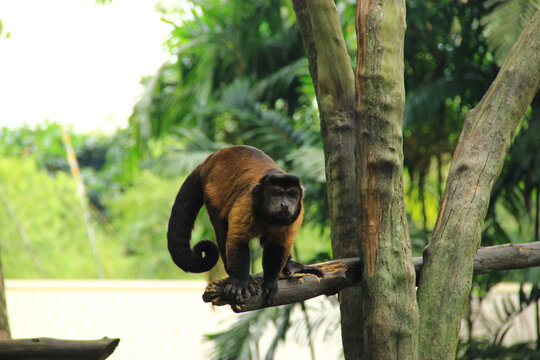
[280,203,289,211]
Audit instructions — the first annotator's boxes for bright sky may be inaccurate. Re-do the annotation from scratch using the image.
[0,0,172,133]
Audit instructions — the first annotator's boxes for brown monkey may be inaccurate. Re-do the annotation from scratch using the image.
[167,145,322,304]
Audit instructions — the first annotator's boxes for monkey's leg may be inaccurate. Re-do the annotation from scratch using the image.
[223,239,258,304]
[282,256,324,277]
[261,241,289,303]
[208,212,228,269]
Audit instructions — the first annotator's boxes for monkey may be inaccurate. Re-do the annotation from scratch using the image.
[167,145,323,304]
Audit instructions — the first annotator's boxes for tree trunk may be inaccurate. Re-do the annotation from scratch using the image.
[291,1,362,358]
[354,0,418,358]
[0,257,10,339]
[417,8,540,359]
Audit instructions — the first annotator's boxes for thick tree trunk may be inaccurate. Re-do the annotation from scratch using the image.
[417,8,540,359]
[291,1,362,358]
[354,0,418,358]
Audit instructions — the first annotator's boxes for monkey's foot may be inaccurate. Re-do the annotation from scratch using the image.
[282,260,324,278]
[224,277,259,304]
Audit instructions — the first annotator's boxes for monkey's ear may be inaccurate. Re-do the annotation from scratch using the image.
[252,183,262,196]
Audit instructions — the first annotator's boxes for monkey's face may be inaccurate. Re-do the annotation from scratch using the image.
[254,172,303,226]
[262,184,302,224]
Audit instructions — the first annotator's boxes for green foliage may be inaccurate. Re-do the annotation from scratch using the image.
[487,109,540,226]
[459,342,540,360]
[0,121,329,281]
[459,283,540,359]
[119,0,538,356]
[1,0,538,357]
[205,297,340,360]
[0,19,10,39]
[0,156,124,278]
[129,0,309,153]
[403,0,503,242]
[0,122,69,172]
[105,170,211,279]
[0,122,117,209]
[205,307,289,360]
[482,0,540,66]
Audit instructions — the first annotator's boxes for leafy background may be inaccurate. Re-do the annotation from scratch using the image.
[1,0,539,358]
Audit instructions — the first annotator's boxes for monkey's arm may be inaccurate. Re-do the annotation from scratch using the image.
[223,237,259,304]
[261,242,290,303]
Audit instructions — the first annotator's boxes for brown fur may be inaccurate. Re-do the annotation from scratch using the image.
[167,145,319,304]
[200,146,302,252]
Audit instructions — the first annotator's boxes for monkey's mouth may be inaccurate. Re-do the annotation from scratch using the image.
[274,210,292,219]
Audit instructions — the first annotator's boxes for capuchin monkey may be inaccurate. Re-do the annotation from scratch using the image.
[167,145,323,304]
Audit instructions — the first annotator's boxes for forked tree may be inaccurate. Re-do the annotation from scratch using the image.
[204,0,540,358]
[294,0,540,358]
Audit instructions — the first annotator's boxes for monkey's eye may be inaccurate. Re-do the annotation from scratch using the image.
[272,191,284,197]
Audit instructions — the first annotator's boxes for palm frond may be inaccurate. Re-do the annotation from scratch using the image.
[187,78,319,159]
[487,110,540,236]
[476,289,527,346]
[404,74,487,130]
[463,341,540,359]
[205,307,280,360]
[285,146,326,184]
[220,78,255,110]
[240,108,307,156]
[482,0,540,66]
[265,305,294,360]
[149,128,229,178]
[252,58,309,102]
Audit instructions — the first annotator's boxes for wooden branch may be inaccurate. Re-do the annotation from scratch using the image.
[203,258,361,313]
[203,241,540,313]
[0,337,119,360]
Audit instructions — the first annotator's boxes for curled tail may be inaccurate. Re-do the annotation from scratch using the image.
[167,167,219,273]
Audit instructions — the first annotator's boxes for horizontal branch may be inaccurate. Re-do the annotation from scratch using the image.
[203,241,540,313]
[0,337,120,360]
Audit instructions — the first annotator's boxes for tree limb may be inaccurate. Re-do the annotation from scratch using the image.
[291,0,360,357]
[203,241,540,313]
[417,9,540,358]
[0,337,119,360]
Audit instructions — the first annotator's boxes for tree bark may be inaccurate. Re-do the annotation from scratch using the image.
[354,0,418,358]
[203,242,540,312]
[417,8,540,359]
[291,1,362,358]
[0,257,10,339]
[203,258,361,312]
[0,337,119,360]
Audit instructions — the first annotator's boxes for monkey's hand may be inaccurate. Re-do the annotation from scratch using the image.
[282,260,324,278]
[224,277,259,304]
[262,280,278,305]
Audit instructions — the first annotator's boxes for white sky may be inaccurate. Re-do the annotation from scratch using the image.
[0,0,173,133]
